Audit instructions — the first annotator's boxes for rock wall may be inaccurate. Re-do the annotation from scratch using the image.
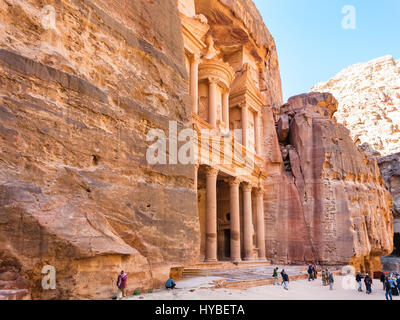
[266,92,393,273]
[311,55,400,157]
[0,0,199,299]
[379,153,400,256]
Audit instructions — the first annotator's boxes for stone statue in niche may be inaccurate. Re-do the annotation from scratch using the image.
[204,35,220,60]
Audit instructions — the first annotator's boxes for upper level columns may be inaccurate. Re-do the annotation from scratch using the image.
[255,112,261,155]
[241,104,248,149]
[190,55,201,115]
[205,166,219,262]
[208,77,218,128]
[222,89,230,131]
[255,188,266,260]
[242,182,254,261]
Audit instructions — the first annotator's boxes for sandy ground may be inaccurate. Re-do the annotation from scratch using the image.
[127,276,399,301]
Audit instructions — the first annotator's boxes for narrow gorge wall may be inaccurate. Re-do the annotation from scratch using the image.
[0,0,199,299]
[266,93,393,273]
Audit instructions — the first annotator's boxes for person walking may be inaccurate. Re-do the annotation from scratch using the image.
[280,269,286,286]
[380,272,387,290]
[364,273,372,295]
[328,272,334,290]
[356,271,363,292]
[312,264,318,280]
[385,275,395,300]
[117,270,128,299]
[273,267,279,285]
[282,271,289,290]
[307,265,313,281]
[321,269,326,285]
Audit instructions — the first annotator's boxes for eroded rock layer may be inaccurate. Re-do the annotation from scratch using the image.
[0,0,198,299]
[266,93,393,272]
[311,55,400,157]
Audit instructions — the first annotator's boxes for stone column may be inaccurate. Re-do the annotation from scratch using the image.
[228,177,241,262]
[222,89,230,131]
[255,112,261,155]
[242,182,253,261]
[255,188,266,261]
[205,167,219,262]
[190,55,200,115]
[208,78,218,127]
[241,104,248,149]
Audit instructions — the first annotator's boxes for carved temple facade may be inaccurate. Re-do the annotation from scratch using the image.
[179,0,275,262]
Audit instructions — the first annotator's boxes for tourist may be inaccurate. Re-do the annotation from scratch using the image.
[364,273,373,294]
[117,270,128,300]
[307,265,313,281]
[282,271,289,290]
[391,274,399,296]
[328,272,334,290]
[321,269,326,285]
[356,271,363,292]
[165,277,176,290]
[312,264,318,280]
[380,272,387,290]
[273,267,279,285]
[280,269,286,285]
[385,275,395,300]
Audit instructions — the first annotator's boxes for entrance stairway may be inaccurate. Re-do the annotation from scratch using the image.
[181,260,271,279]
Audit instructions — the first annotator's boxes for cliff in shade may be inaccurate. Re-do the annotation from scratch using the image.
[266,92,393,271]
[311,55,400,157]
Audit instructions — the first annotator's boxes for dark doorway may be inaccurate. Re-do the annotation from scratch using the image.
[224,229,231,259]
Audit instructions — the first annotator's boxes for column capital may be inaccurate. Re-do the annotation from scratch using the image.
[208,76,219,84]
[255,187,264,196]
[242,182,253,192]
[191,53,201,64]
[205,166,219,178]
[227,177,241,187]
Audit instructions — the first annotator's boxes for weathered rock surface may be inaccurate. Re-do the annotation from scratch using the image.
[0,0,198,299]
[379,153,400,218]
[265,93,394,273]
[311,55,400,157]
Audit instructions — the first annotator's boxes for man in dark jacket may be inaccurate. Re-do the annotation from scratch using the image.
[364,273,372,294]
[117,270,128,299]
[380,272,387,290]
[282,271,289,290]
[307,265,313,281]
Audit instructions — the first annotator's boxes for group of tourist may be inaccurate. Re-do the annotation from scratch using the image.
[307,265,318,282]
[307,265,334,290]
[380,272,400,300]
[321,269,334,290]
[355,271,373,294]
[272,267,290,290]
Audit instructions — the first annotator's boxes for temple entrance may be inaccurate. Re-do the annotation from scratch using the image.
[196,164,266,263]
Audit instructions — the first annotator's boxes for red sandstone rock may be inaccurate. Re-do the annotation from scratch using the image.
[0,0,198,299]
[265,93,393,273]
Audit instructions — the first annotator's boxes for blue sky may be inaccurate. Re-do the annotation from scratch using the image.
[254,0,400,102]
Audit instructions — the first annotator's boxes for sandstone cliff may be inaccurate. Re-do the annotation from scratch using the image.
[266,92,393,273]
[311,55,400,157]
[0,0,198,299]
